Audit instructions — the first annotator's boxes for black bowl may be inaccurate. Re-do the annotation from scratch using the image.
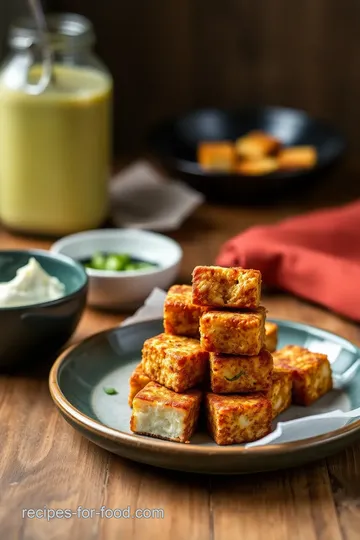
[148,106,346,203]
[0,250,88,370]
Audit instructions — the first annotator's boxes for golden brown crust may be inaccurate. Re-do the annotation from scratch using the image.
[206,392,272,445]
[130,382,202,443]
[163,284,208,338]
[200,308,266,356]
[265,321,278,353]
[235,131,281,159]
[192,266,262,309]
[134,381,201,408]
[210,348,273,393]
[236,157,278,176]
[277,146,317,170]
[128,363,151,407]
[141,333,209,393]
[197,142,236,172]
[273,345,333,405]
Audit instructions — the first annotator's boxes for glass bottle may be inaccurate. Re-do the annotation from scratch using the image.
[0,13,113,236]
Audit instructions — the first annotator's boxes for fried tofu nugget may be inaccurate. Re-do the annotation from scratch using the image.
[235,130,281,159]
[206,392,272,445]
[128,363,151,407]
[277,146,317,170]
[141,333,208,393]
[209,348,273,394]
[200,307,266,356]
[131,382,202,443]
[269,366,292,418]
[163,284,208,338]
[265,321,278,353]
[273,345,332,405]
[236,157,278,176]
[192,266,261,309]
[197,142,236,172]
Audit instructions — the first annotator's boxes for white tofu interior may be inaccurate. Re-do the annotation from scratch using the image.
[313,362,331,390]
[273,394,284,414]
[135,405,186,440]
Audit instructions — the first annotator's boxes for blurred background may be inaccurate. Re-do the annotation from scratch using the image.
[2,1,360,198]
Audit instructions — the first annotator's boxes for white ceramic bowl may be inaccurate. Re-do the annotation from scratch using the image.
[51,229,183,310]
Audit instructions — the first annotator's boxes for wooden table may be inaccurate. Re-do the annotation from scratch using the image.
[1,185,360,540]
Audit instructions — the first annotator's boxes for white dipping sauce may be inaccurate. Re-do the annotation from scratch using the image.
[0,257,65,307]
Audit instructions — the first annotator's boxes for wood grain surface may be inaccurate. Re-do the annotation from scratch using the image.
[0,193,360,539]
[2,2,360,537]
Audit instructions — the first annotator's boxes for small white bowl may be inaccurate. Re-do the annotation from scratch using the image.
[51,229,183,310]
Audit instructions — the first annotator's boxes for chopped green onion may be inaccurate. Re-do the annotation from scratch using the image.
[104,254,130,271]
[83,253,157,273]
[103,387,118,395]
[91,252,106,270]
[225,370,246,381]
[125,262,156,271]
[124,263,138,271]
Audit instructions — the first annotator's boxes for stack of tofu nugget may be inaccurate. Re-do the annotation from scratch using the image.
[130,265,333,445]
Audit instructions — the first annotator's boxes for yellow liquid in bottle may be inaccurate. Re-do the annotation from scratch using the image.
[0,64,112,235]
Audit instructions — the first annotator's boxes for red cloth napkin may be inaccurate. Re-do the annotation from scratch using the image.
[216,200,360,321]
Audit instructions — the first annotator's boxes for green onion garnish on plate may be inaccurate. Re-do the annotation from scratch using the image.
[103,387,118,395]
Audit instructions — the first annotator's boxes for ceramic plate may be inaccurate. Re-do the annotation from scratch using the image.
[49,319,360,474]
